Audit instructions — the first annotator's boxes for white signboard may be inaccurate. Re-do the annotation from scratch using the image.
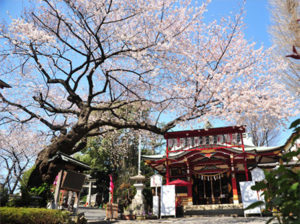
[150,174,163,187]
[160,185,175,217]
[251,167,265,182]
[240,181,264,216]
[153,195,159,217]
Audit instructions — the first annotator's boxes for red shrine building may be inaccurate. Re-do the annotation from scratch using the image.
[143,126,287,206]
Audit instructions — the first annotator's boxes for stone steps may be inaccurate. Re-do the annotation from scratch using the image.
[185,203,243,210]
[184,203,244,217]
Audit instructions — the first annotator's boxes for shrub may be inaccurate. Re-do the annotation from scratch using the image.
[6,186,33,207]
[0,207,71,224]
[250,119,300,224]
[0,187,9,206]
[29,183,53,207]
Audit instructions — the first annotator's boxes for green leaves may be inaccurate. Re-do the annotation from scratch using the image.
[251,181,267,191]
[251,163,300,223]
[290,182,299,191]
[245,201,265,210]
[249,119,300,224]
[289,118,300,145]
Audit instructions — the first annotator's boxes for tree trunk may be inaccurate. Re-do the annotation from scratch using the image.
[28,123,88,188]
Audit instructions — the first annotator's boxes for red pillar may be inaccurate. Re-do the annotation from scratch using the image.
[187,185,192,197]
[186,159,192,197]
[166,161,170,185]
[166,139,170,185]
[240,133,249,181]
[230,154,239,204]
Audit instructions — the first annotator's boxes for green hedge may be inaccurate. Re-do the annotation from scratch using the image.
[0,207,71,224]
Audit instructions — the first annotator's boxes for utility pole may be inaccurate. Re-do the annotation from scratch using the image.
[138,111,142,175]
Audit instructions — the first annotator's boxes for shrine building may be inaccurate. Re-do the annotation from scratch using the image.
[143,126,286,206]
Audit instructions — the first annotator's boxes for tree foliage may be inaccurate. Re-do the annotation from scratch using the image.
[75,128,160,208]
[0,0,297,187]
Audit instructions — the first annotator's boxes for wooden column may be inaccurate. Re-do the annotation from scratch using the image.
[166,139,170,184]
[230,154,239,204]
[186,158,192,197]
[165,160,170,185]
[210,178,215,204]
[219,177,223,204]
[203,178,206,198]
[240,133,249,181]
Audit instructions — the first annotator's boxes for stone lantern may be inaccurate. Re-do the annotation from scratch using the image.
[129,174,146,216]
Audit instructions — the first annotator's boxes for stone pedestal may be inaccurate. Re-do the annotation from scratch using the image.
[130,174,146,216]
[130,183,145,216]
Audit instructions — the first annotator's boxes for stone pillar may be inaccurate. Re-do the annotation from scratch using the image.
[67,191,73,209]
[87,180,92,207]
[230,154,239,204]
[73,191,81,213]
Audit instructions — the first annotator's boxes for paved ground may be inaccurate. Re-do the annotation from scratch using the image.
[78,207,106,222]
[78,207,273,224]
[90,216,272,224]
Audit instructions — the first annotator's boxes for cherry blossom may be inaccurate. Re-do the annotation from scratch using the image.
[0,125,46,193]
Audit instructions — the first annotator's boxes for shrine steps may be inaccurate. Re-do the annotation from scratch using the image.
[184,203,244,217]
[78,207,106,222]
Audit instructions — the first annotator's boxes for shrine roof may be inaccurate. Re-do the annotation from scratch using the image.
[48,151,91,171]
[164,125,245,139]
[142,145,283,161]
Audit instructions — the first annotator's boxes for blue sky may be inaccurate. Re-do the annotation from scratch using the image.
[206,0,271,47]
[0,0,295,145]
[0,0,272,47]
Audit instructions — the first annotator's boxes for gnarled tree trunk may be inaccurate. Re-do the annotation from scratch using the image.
[28,124,88,188]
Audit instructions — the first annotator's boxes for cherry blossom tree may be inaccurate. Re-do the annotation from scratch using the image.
[269,0,300,94]
[245,120,280,146]
[0,0,297,187]
[0,125,45,193]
